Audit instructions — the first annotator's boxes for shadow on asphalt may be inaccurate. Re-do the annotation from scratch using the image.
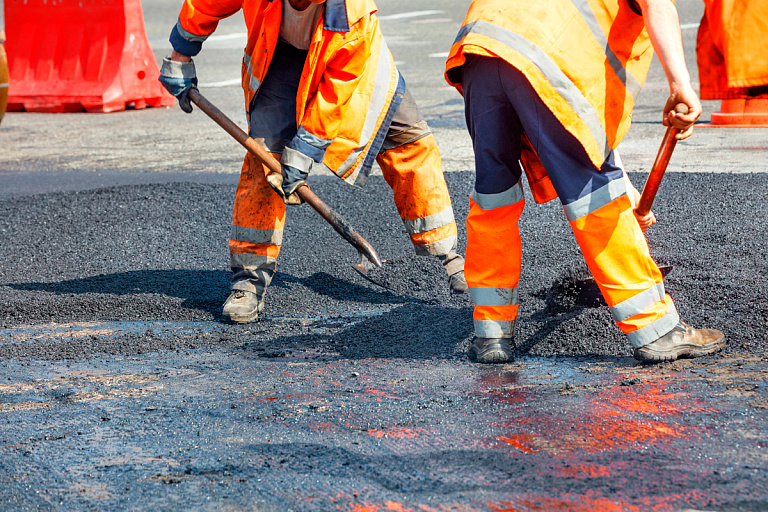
[5,270,419,317]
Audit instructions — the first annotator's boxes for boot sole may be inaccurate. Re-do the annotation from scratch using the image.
[224,311,260,324]
[633,334,725,363]
[468,340,515,364]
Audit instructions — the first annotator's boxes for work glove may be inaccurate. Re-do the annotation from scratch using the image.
[159,57,197,113]
[265,164,307,205]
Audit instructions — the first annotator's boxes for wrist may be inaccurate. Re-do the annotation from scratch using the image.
[170,50,192,63]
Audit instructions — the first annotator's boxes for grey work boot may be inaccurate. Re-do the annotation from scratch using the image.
[468,337,515,364]
[438,251,468,294]
[633,321,725,363]
[222,290,265,324]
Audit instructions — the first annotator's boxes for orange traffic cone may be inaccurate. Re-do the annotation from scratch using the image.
[711,97,768,126]
[4,0,175,113]
[0,31,8,126]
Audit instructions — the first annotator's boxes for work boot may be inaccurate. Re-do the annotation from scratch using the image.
[633,321,725,363]
[468,337,515,364]
[438,251,468,294]
[222,290,264,324]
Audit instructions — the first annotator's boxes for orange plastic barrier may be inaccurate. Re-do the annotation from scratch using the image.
[710,98,768,126]
[0,31,8,125]
[4,0,175,113]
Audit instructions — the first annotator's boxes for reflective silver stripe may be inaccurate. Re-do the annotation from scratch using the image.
[229,252,277,272]
[470,287,519,307]
[0,84,9,89]
[243,52,262,93]
[175,20,210,43]
[230,225,283,246]
[626,302,680,348]
[413,235,457,256]
[470,182,524,210]
[571,0,643,98]
[563,178,627,221]
[337,34,394,178]
[474,319,515,339]
[610,283,666,322]
[457,20,610,160]
[281,147,314,173]
[403,206,455,235]
[295,126,333,151]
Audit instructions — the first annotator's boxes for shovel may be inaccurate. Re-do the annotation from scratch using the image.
[571,104,688,302]
[187,88,384,278]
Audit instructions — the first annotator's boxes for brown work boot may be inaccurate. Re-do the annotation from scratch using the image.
[468,337,515,364]
[439,251,468,294]
[633,321,725,363]
[222,290,264,323]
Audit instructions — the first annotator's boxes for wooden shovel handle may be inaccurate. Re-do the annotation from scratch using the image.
[635,103,689,217]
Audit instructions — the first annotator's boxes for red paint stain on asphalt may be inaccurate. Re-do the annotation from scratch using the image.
[265,395,292,401]
[488,494,641,511]
[557,462,612,478]
[367,427,425,439]
[490,380,694,455]
[496,434,540,453]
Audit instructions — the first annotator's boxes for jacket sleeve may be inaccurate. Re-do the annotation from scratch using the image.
[281,31,370,174]
[170,0,244,56]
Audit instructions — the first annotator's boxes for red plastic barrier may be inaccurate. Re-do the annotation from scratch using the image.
[4,0,175,113]
[0,31,8,125]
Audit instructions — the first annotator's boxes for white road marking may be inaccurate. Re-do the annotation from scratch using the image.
[377,10,444,21]
[429,52,450,58]
[680,23,700,30]
[199,78,242,88]
[207,32,247,42]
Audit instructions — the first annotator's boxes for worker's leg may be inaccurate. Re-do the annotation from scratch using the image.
[460,55,527,363]
[225,41,306,322]
[375,88,467,293]
[495,59,723,360]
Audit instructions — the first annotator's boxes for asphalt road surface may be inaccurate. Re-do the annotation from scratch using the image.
[0,1,766,511]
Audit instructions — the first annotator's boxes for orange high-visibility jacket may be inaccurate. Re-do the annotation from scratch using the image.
[171,0,402,184]
[445,0,658,178]
[697,0,768,99]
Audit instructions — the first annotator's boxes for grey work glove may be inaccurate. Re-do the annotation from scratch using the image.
[159,57,197,113]
[265,166,306,205]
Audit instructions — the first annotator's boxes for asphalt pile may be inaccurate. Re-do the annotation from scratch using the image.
[0,171,765,360]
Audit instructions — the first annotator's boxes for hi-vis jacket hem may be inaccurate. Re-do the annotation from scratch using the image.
[474,319,516,339]
[172,0,402,187]
[445,0,658,170]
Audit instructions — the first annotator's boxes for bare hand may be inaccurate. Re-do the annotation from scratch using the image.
[663,85,702,140]
[633,209,657,232]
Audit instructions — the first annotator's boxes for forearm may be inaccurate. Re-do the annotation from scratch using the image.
[639,0,689,91]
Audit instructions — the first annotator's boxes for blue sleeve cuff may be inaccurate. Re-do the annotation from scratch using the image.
[287,131,330,164]
[170,25,204,57]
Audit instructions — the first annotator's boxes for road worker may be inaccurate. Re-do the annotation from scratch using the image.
[445,0,725,363]
[158,0,467,323]
[697,0,768,122]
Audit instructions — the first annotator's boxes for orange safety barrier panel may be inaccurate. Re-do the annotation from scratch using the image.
[0,31,8,125]
[4,0,175,113]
